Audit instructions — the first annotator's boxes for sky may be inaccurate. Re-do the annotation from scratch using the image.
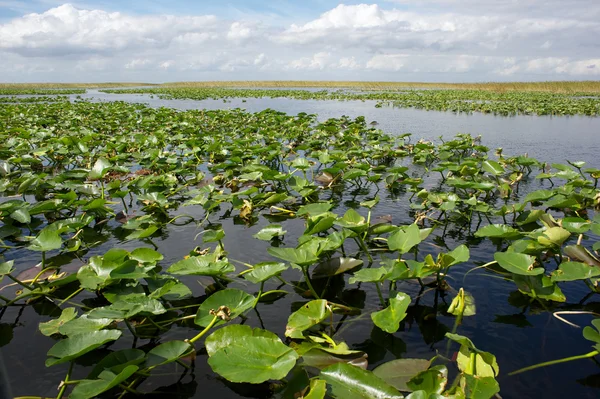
[1,0,599,82]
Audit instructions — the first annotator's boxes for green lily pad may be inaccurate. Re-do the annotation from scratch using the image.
[493,252,544,276]
[145,341,194,368]
[167,255,235,276]
[268,246,320,267]
[206,325,299,384]
[373,358,431,391]
[285,299,331,339]
[253,224,287,241]
[312,257,363,279]
[371,292,411,333]
[244,262,288,284]
[46,330,122,367]
[69,365,138,399]
[551,261,600,282]
[195,288,255,327]
[388,224,422,254]
[406,365,448,395]
[320,363,403,399]
[475,224,522,239]
[39,307,78,336]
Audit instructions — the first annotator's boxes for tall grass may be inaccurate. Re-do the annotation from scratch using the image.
[2,81,599,94]
[163,81,600,93]
[0,82,157,89]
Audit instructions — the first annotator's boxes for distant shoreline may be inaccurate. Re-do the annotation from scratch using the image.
[1,81,600,94]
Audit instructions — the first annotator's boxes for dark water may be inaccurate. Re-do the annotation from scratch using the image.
[1,92,600,399]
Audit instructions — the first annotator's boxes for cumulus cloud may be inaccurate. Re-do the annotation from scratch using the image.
[0,2,598,81]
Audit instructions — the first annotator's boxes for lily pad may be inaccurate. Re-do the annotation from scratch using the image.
[206,325,299,384]
[371,292,411,333]
[373,358,431,391]
[320,363,404,399]
[195,288,255,327]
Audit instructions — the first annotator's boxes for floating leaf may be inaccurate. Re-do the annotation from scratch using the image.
[206,325,299,383]
[69,365,138,399]
[145,341,194,368]
[195,288,255,327]
[312,257,363,279]
[388,224,422,254]
[286,299,331,339]
[46,330,122,366]
[373,358,431,391]
[268,246,319,267]
[167,255,235,276]
[371,292,411,333]
[253,224,286,241]
[129,248,163,263]
[493,252,544,276]
[320,363,403,399]
[39,308,77,336]
[406,365,448,395]
[475,224,522,239]
[244,262,288,284]
[461,375,500,399]
[88,349,145,379]
[551,261,600,282]
[301,347,368,370]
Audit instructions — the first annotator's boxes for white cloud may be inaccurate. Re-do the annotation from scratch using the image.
[0,2,598,81]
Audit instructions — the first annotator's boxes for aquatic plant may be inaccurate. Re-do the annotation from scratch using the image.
[0,100,598,398]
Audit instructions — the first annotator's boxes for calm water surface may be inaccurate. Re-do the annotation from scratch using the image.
[1,91,599,399]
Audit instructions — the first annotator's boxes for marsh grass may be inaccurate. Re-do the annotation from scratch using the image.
[1,81,599,93]
[162,80,600,94]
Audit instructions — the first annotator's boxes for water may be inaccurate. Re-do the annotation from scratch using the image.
[78,90,600,166]
[1,91,600,399]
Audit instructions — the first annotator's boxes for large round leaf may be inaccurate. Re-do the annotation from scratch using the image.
[206,325,299,383]
[145,341,194,368]
[312,257,363,279]
[388,224,422,254]
[285,299,331,339]
[167,255,234,276]
[551,261,600,282]
[493,252,544,276]
[371,292,411,333]
[195,288,255,327]
[244,262,288,284]
[70,365,138,399]
[373,359,431,391]
[46,330,122,366]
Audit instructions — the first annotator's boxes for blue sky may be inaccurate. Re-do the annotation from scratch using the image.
[1,1,599,82]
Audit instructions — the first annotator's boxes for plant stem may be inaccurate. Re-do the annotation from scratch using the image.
[189,315,218,344]
[509,350,599,376]
[56,361,74,399]
[375,282,385,307]
[253,282,264,308]
[58,288,83,307]
[302,266,320,299]
[355,235,373,263]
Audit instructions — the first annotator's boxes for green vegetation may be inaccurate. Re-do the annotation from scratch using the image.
[101,86,600,116]
[0,100,599,398]
[3,80,600,93]
[165,80,600,94]
[0,82,156,90]
[0,88,86,95]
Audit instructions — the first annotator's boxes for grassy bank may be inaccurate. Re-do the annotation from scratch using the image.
[1,81,599,93]
[162,80,600,94]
